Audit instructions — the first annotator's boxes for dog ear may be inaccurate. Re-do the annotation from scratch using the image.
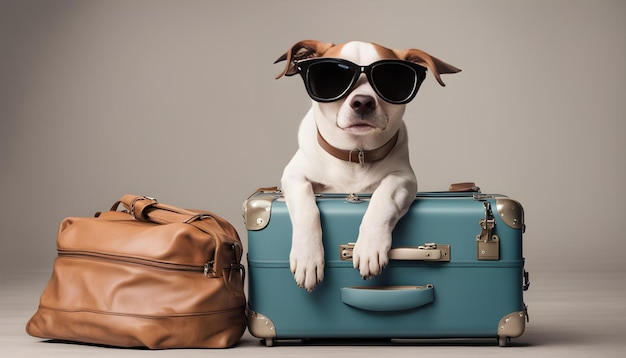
[274,40,334,79]
[396,49,461,86]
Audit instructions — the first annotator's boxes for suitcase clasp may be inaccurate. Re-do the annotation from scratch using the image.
[476,201,500,260]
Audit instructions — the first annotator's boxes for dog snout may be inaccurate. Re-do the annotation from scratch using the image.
[350,94,376,116]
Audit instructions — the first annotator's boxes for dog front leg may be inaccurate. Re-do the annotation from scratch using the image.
[281,171,325,291]
[352,174,417,279]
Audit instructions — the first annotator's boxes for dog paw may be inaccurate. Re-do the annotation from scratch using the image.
[352,232,392,279]
[289,236,325,292]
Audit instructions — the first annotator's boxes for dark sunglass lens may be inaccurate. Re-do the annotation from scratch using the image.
[371,63,417,103]
[307,61,355,100]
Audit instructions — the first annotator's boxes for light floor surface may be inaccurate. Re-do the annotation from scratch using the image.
[1,269,625,358]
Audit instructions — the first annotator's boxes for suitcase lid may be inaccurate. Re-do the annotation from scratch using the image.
[243,188,523,232]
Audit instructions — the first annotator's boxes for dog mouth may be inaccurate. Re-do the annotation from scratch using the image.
[342,123,378,133]
[334,110,388,134]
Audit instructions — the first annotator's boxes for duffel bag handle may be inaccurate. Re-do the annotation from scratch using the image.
[340,285,434,311]
[114,194,237,240]
[110,195,243,279]
[113,194,204,224]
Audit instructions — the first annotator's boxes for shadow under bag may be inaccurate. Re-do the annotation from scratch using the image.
[26,194,247,349]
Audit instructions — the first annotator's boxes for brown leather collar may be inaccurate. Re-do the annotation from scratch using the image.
[317,129,399,164]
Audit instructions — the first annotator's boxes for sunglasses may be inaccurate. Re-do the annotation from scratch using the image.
[293,58,427,104]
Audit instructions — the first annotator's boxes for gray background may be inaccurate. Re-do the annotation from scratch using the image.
[2,0,624,275]
[1,1,625,356]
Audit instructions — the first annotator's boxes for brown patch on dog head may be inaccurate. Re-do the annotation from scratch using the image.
[274,40,335,79]
[394,48,461,86]
[370,42,401,60]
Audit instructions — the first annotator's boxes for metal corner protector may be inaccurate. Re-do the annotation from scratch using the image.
[243,194,275,231]
[497,310,526,346]
[495,197,525,230]
[248,310,276,341]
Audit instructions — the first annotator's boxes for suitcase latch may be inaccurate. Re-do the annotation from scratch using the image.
[476,201,500,260]
[340,243,450,262]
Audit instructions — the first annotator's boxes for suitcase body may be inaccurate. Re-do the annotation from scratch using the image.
[244,189,528,347]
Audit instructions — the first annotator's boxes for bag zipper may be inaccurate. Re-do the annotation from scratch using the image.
[57,249,211,276]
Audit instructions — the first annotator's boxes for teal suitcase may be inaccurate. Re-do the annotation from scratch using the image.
[243,188,529,347]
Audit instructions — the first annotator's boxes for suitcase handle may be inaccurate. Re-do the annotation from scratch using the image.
[340,285,434,311]
[389,244,450,261]
[340,243,450,262]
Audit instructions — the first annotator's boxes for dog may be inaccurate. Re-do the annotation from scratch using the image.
[275,40,460,291]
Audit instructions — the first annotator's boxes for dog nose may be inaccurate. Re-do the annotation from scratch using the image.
[350,94,376,115]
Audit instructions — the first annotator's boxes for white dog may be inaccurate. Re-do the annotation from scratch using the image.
[275,40,460,291]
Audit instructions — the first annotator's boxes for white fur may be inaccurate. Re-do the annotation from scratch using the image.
[281,41,418,291]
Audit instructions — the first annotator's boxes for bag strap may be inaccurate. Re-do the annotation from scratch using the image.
[112,194,204,224]
[111,194,242,277]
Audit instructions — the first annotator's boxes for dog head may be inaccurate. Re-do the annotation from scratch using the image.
[275,40,461,151]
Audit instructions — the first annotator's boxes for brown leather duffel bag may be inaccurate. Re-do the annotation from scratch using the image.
[26,194,246,348]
